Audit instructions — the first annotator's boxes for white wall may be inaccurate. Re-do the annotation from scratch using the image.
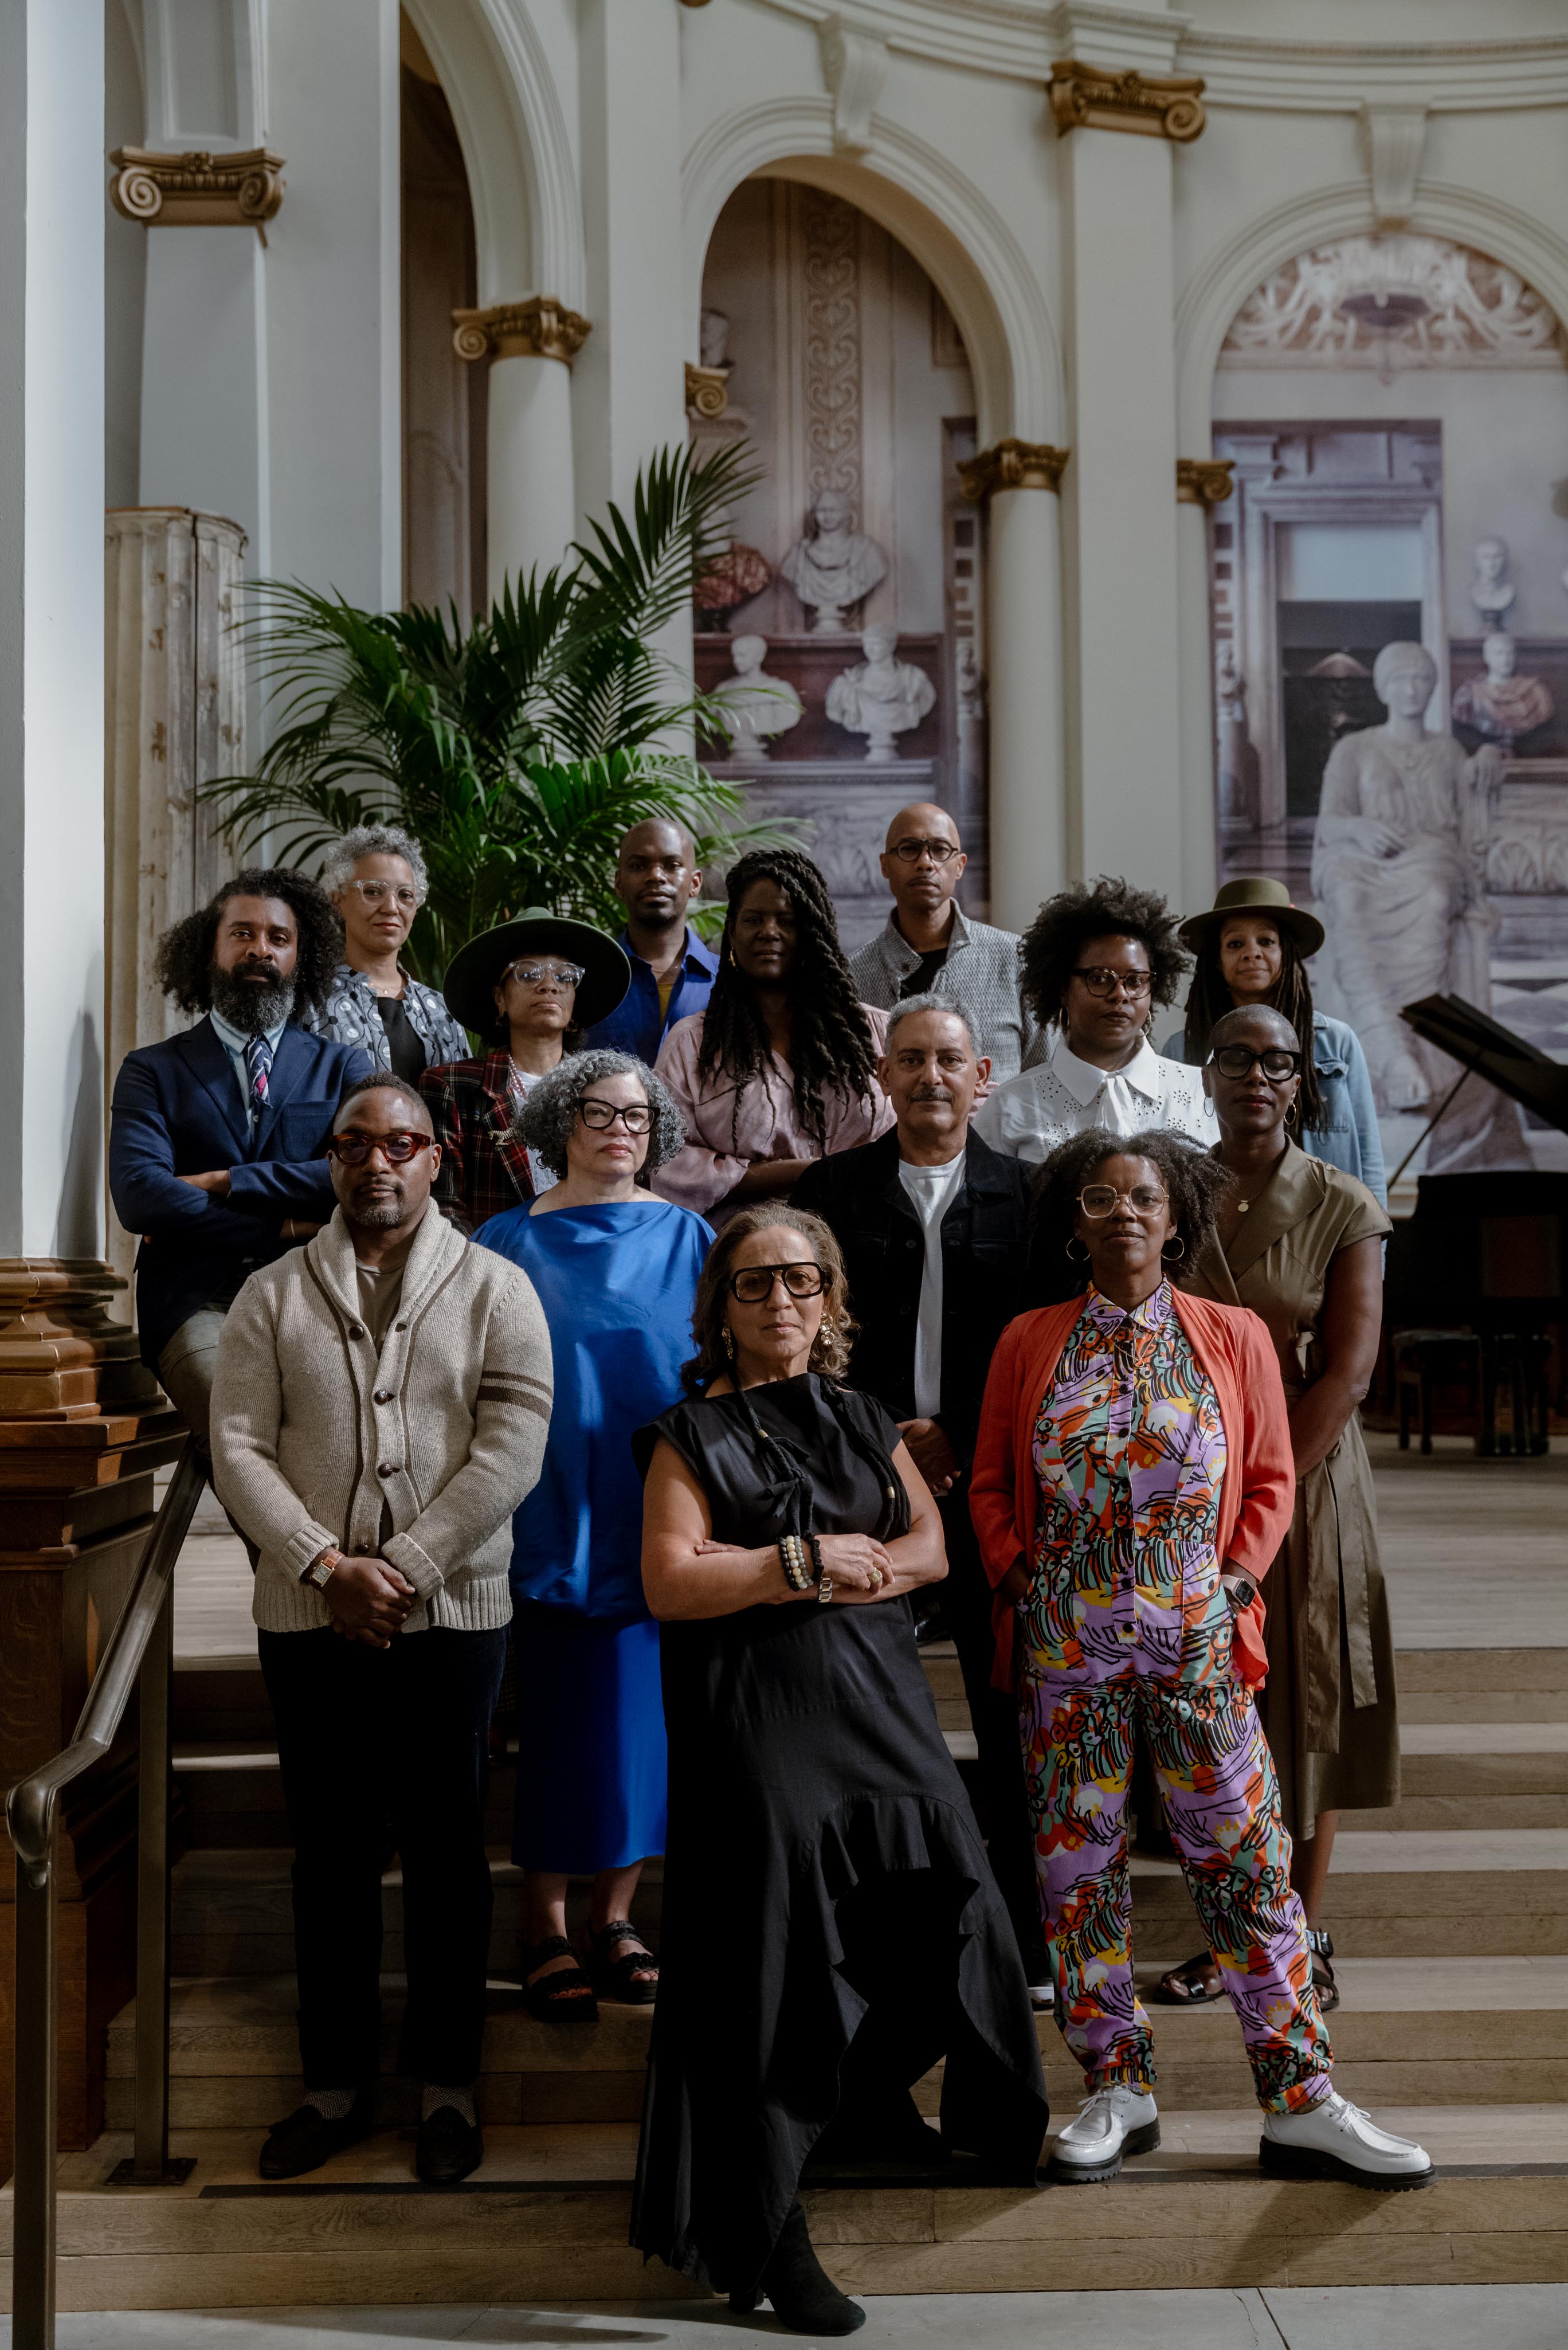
[104,0,146,509]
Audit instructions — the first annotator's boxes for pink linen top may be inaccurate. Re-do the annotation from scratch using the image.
[652,1005,894,1223]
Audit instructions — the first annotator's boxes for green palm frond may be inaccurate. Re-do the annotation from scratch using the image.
[201,442,791,986]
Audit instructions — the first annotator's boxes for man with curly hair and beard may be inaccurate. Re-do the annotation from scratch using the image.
[652,848,893,1226]
[108,869,374,1452]
[973,876,1213,1163]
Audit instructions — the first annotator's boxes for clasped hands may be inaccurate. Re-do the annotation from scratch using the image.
[322,1553,417,1647]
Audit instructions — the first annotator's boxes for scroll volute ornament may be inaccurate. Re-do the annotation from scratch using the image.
[685,363,730,421]
[1176,459,1236,508]
[452,297,592,366]
[108,147,286,228]
[958,440,1070,502]
[1048,60,1206,143]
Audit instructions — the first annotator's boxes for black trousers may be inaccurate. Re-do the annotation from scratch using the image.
[938,1489,1049,1983]
[258,1624,507,2089]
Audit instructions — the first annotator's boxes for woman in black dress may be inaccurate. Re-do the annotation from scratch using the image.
[635,1205,1048,2336]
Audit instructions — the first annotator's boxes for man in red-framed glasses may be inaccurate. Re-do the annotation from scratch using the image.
[209,1079,553,2192]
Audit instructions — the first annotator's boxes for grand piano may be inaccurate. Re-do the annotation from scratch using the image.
[1383,995,1568,1453]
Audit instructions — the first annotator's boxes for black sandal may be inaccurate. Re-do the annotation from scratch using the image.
[1152,1951,1225,2006]
[520,1934,598,2023]
[587,1920,658,2006]
[1308,1927,1340,2013]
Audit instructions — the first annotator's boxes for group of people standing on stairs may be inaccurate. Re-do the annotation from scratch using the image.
[106,788,1424,2340]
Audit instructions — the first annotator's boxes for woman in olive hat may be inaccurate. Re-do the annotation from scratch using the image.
[419,911,632,1233]
[1163,879,1385,1205]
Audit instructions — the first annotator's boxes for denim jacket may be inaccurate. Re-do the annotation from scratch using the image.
[1162,1012,1386,1208]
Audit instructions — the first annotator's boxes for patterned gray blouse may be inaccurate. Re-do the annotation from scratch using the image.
[304,963,471,1075]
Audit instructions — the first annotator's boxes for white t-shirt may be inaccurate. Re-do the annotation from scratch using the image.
[508,1064,558,1197]
[897,1150,968,1419]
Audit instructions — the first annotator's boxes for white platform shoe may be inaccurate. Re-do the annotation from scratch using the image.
[1261,2092,1434,2190]
[1046,2085,1160,2183]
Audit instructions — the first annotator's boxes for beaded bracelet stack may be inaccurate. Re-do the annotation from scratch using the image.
[779,1533,814,1593]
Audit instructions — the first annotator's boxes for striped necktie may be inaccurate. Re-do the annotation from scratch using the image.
[244,1032,274,1122]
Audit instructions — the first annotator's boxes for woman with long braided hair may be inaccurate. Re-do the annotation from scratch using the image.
[1162,879,1385,1204]
[653,849,893,1224]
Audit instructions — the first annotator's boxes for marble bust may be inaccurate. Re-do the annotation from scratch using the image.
[699,307,731,370]
[825,624,936,761]
[1452,632,1553,750]
[1312,640,1506,1126]
[779,489,888,633]
[1469,536,1518,626]
[707,633,803,759]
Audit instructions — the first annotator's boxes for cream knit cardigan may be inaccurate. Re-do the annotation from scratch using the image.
[210,1203,552,1634]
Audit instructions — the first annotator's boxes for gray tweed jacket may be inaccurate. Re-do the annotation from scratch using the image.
[848,905,1050,1083]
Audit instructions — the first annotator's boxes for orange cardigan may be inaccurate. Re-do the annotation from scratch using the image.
[969,1288,1295,1693]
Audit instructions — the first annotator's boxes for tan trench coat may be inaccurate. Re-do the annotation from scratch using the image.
[1189,1143,1400,1840]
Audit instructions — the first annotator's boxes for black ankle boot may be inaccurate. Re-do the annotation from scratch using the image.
[738,2200,865,2336]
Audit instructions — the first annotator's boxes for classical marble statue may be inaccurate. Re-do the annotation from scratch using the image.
[699,307,731,369]
[779,489,888,633]
[1312,640,1506,1121]
[1452,633,1553,750]
[1469,536,1517,625]
[825,624,936,761]
[707,633,803,759]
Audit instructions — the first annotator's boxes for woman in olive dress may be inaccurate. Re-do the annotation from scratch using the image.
[1157,1002,1397,2016]
[634,1205,1048,2337]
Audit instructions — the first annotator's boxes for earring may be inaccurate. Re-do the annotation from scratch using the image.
[1066,1236,1089,1262]
[1162,1233,1186,1260]
[1285,1100,1299,1129]
[722,1326,736,1364]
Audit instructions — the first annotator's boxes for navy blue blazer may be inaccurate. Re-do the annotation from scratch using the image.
[109,1017,374,1366]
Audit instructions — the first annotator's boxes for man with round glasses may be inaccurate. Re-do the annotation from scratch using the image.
[849,801,1049,1083]
[211,1079,553,2188]
[974,876,1211,1164]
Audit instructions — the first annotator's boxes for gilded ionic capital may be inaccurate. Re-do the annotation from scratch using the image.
[1048,60,1206,143]
[685,363,731,421]
[452,297,593,366]
[108,147,286,229]
[1176,458,1236,508]
[958,440,1070,502]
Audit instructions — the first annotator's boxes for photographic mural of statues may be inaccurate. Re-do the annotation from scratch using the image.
[826,625,937,761]
[707,634,805,759]
[779,489,889,633]
[1312,640,1525,1166]
[1451,633,1554,752]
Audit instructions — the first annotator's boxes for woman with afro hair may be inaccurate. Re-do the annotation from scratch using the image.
[972,876,1212,1164]
[652,849,893,1225]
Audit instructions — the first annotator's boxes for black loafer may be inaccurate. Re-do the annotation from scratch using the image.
[416,2104,484,2185]
[258,2094,375,2179]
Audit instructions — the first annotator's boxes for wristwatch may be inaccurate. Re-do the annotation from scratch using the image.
[1223,1573,1258,1616]
[301,1547,341,1591]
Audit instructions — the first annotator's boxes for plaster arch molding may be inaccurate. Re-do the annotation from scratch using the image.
[683,97,1064,447]
[1177,179,1568,442]
[402,0,585,311]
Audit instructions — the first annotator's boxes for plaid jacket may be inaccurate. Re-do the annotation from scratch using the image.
[848,904,1051,1083]
[419,1053,533,1235]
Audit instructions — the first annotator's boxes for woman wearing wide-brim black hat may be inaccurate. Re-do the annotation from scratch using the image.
[1161,878,1385,1207]
[419,911,632,1233]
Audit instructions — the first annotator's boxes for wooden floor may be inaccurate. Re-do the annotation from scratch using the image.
[3,1431,1561,2309]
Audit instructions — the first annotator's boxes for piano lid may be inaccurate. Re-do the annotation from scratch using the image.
[1401,994,1568,1138]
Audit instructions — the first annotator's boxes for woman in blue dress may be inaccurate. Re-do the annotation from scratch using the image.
[1163,878,1386,1206]
[476,1049,712,2019]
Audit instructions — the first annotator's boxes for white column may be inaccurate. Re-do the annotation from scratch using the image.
[0,0,107,1258]
[1055,20,1190,902]
[1177,493,1218,913]
[985,466,1068,930]
[452,307,585,598]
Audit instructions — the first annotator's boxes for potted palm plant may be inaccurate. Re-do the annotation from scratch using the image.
[202,442,790,984]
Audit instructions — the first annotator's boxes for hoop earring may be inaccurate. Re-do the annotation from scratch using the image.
[1285,1100,1299,1130]
[1066,1236,1089,1262]
[1162,1233,1186,1260]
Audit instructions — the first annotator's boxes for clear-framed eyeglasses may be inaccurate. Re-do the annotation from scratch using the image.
[1077,1182,1169,1218]
[501,960,585,989]
[889,837,962,865]
[578,1096,654,1134]
[348,879,419,911]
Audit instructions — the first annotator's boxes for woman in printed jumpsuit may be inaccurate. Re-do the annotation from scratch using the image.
[970,1126,1432,2190]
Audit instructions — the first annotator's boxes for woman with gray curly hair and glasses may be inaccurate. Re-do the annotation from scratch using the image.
[475,1051,712,2022]
[305,824,469,1081]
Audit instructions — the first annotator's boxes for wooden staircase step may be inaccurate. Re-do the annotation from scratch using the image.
[8,2106,1566,2309]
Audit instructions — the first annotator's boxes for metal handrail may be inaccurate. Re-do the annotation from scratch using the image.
[6,1442,208,2350]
